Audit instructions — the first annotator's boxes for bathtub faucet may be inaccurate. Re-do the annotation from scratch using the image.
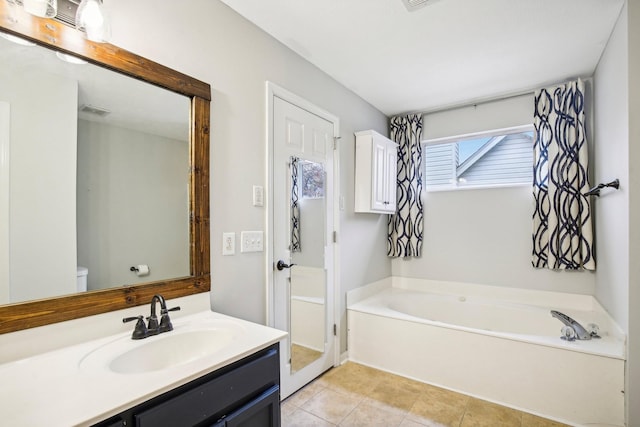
[551,310,600,341]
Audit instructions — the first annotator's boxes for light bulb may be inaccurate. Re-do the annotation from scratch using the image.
[75,0,110,43]
[55,52,88,65]
[81,1,103,27]
[0,32,36,46]
[22,0,57,18]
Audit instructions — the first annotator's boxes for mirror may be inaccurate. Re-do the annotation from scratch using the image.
[288,157,326,373]
[1,37,191,303]
[0,4,211,334]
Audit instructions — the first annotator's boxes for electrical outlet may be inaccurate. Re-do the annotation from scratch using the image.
[241,231,264,253]
[222,232,235,255]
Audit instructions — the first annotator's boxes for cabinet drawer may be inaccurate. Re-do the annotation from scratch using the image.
[212,384,280,427]
[135,346,279,427]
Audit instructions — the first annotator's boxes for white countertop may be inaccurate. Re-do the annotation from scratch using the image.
[0,310,287,426]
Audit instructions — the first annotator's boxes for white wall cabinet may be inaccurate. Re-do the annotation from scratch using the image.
[354,130,398,214]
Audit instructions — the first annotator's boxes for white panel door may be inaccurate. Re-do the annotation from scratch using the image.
[272,94,336,399]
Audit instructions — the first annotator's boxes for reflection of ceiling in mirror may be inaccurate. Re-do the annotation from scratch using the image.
[0,36,189,141]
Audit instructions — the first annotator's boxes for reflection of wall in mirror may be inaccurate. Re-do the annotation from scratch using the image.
[290,265,325,299]
[0,69,78,304]
[77,120,190,290]
[291,198,325,268]
[0,102,10,303]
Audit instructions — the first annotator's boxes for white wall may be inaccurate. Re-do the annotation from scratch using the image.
[0,70,78,303]
[423,94,532,141]
[593,0,629,338]
[106,1,390,350]
[392,186,596,294]
[626,1,640,425]
[0,102,9,303]
[593,2,640,425]
[76,120,190,290]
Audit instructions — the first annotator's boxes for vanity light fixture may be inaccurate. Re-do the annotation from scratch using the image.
[75,0,110,43]
[55,51,87,64]
[11,0,57,18]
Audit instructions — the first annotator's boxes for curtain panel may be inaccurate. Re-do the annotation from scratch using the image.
[388,114,424,258]
[532,79,595,270]
[290,157,301,252]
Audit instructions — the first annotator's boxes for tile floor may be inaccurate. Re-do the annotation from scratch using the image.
[281,362,569,427]
[291,344,323,372]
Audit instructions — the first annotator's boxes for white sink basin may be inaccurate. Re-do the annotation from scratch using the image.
[80,319,244,374]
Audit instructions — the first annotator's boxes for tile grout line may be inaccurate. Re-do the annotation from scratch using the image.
[457,395,471,427]
[336,400,361,426]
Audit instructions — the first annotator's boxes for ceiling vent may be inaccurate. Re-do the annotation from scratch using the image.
[401,0,430,12]
[80,104,111,117]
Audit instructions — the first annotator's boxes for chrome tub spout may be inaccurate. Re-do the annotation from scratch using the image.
[551,310,600,341]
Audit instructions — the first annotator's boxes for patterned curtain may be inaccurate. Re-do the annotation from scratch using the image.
[532,79,595,270]
[388,114,423,258]
[290,157,301,252]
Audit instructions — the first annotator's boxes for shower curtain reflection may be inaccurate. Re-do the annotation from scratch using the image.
[289,158,326,372]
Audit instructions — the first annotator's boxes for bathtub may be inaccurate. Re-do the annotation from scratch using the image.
[290,266,325,352]
[291,295,325,351]
[347,278,626,427]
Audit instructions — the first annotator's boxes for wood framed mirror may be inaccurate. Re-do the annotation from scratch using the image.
[0,4,211,334]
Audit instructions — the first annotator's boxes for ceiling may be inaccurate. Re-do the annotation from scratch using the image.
[0,35,189,141]
[220,0,624,116]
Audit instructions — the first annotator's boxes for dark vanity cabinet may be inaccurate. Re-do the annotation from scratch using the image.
[94,344,280,427]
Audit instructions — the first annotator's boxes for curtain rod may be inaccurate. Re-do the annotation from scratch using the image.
[403,76,593,117]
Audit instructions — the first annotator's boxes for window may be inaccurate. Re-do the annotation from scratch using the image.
[299,160,325,199]
[424,126,534,191]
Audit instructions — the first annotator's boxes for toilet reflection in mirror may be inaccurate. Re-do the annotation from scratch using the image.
[288,157,326,373]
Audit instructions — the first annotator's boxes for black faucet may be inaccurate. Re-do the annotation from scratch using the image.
[123,294,181,340]
[148,294,181,335]
[122,315,148,340]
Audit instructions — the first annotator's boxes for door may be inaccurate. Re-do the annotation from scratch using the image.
[372,140,387,211]
[372,138,397,212]
[269,87,337,399]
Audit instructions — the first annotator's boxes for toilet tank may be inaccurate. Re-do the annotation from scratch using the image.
[76,266,88,292]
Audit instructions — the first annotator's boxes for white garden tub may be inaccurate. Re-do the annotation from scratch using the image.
[347,278,626,426]
[290,266,325,352]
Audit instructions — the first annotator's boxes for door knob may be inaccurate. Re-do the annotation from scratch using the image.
[276,260,296,271]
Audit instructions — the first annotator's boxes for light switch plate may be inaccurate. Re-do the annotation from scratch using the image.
[222,232,235,255]
[253,185,264,207]
[241,231,264,253]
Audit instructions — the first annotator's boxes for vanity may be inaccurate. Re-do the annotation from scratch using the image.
[96,344,280,427]
[0,293,287,426]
